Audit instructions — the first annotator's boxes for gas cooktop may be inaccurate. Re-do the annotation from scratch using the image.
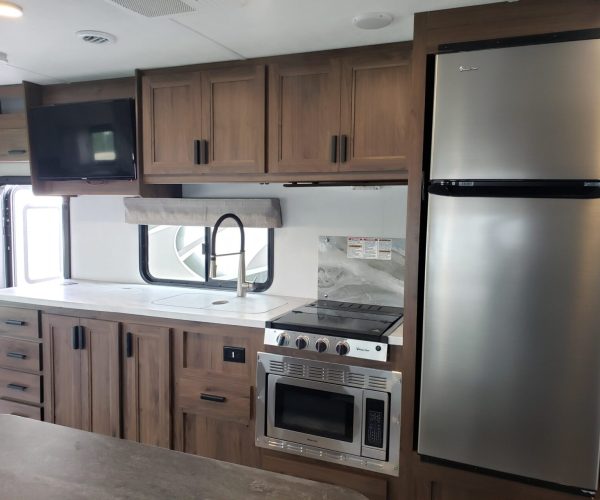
[267,300,403,340]
[264,300,404,362]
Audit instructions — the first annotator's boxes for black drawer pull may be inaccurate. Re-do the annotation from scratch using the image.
[200,139,209,165]
[78,326,85,350]
[193,139,201,165]
[126,332,133,358]
[7,383,27,392]
[6,352,27,360]
[8,149,27,156]
[72,326,79,350]
[5,320,26,326]
[330,135,338,163]
[200,393,226,403]
[340,135,348,163]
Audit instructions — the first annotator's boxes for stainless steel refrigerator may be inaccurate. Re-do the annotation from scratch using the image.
[418,36,600,493]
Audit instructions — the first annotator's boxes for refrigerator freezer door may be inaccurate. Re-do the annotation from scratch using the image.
[419,195,600,491]
[431,38,600,180]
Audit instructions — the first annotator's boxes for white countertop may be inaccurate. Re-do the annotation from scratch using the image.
[0,280,311,329]
[0,280,403,345]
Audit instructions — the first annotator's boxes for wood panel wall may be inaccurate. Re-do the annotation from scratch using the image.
[402,1,600,499]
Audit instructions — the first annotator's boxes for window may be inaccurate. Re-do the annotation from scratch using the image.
[2,186,70,287]
[140,224,273,291]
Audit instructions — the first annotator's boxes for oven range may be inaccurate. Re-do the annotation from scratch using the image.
[264,300,404,362]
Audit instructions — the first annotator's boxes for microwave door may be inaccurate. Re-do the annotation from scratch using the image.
[266,374,363,457]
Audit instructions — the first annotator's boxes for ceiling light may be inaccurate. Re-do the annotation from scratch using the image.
[353,12,393,30]
[0,1,23,18]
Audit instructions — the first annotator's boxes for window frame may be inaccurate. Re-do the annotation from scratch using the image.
[138,225,274,292]
[2,185,71,288]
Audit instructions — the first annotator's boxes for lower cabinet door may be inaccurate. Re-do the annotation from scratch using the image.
[43,314,120,437]
[121,323,171,448]
[42,314,83,429]
[79,318,120,437]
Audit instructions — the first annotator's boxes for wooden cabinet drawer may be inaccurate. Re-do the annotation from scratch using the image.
[0,307,39,339]
[0,338,41,372]
[177,374,251,425]
[0,127,29,162]
[0,368,41,404]
[0,399,41,420]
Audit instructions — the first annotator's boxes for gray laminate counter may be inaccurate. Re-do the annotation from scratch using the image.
[0,416,367,500]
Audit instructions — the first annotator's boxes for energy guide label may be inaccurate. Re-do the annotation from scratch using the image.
[347,237,392,260]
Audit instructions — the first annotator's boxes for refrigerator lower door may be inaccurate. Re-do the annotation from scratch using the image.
[419,194,600,491]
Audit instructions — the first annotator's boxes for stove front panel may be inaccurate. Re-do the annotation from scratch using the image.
[264,328,388,362]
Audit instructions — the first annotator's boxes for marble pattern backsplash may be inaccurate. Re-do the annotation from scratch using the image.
[318,236,405,308]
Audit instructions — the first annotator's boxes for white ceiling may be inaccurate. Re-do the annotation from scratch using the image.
[0,0,500,86]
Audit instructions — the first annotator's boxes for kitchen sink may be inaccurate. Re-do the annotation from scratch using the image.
[152,293,287,314]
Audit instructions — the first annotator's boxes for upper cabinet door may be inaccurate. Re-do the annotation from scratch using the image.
[142,71,202,176]
[268,58,342,173]
[340,47,410,172]
[201,64,266,174]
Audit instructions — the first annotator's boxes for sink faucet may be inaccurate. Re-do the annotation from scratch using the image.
[209,213,254,298]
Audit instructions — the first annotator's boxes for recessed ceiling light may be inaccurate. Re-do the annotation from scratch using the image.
[76,30,117,45]
[353,12,393,30]
[0,1,23,18]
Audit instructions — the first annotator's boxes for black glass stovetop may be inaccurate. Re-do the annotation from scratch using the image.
[267,300,404,341]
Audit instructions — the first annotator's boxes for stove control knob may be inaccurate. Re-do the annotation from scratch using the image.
[295,336,309,350]
[276,333,290,347]
[336,342,350,356]
[315,339,329,353]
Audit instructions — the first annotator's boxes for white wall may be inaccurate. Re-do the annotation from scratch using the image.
[70,185,408,299]
[70,195,142,284]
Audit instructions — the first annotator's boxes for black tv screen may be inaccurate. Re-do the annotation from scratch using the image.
[28,98,137,181]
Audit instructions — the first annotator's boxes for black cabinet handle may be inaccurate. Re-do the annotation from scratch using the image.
[340,135,348,163]
[6,352,27,360]
[200,140,209,165]
[72,326,79,350]
[8,149,27,156]
[193,139,201,165]
[78,326,85,350]
[200,393,227,403]
[330,135,338,163]
[126,332,133,358]
[5,320,26,326]
[7,383,27,392]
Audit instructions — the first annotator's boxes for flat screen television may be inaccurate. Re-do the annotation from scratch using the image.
[28,98,137,181]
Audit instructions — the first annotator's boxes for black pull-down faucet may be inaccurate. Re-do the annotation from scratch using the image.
[210,213,253,297]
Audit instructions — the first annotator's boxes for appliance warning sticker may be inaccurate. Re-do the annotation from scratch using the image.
[347,237,392,260]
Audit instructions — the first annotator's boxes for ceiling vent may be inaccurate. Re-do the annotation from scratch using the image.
[107,0,196,17]
[76,30,117,45]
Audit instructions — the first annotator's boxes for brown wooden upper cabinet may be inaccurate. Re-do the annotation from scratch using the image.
[142,64,266,177]
[42,314,120,438]
[340,48,410,172]
[268,57,342,173]
[269,45,410,175]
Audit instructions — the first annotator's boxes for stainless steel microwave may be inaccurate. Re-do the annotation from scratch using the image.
[255,352,402,476]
